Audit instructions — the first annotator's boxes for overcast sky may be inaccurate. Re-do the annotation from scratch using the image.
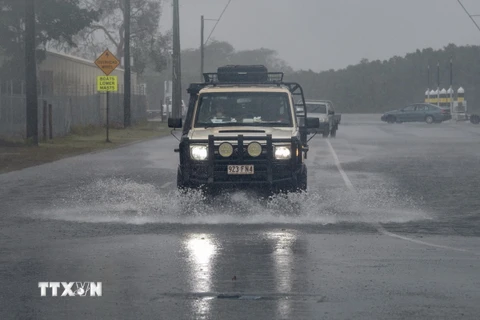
[160,0,480,72]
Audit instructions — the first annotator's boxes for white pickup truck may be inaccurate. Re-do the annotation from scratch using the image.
[304,100,341,137]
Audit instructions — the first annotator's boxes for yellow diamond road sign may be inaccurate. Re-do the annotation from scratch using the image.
[95,49,120,76]
[97,76,118,92]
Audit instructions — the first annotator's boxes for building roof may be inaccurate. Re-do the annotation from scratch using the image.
[46,50,127,73]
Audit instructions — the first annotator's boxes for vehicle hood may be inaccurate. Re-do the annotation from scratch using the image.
[189,127,297,141]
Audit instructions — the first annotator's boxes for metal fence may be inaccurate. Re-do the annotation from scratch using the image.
[0,81,147,140]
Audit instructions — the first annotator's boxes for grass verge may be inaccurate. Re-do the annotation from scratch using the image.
[0,121,172,174]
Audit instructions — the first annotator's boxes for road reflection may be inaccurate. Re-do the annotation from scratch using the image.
[183,230,305,319]
[184,233,218,318]
[265,230,297,318]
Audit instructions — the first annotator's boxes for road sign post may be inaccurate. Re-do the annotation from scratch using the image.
[95,49,120,143]
[97,75,118,143]
[106,91,110,142]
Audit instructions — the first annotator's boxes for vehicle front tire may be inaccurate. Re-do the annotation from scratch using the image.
[425,115,434,124]
[176,168,190,191]
[297,165,307,191]
[386,115,396,124]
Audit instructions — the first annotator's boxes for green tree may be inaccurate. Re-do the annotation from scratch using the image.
[67,0,171,74]
[0,0,99,80]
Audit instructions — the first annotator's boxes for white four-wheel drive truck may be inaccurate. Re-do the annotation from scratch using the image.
[168,65,320,194]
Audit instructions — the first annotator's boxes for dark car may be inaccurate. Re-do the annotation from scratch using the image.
[381,103,452,124]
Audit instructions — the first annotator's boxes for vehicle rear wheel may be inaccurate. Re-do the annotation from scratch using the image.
[386,115,396,124]
[330,126,337,138]
[322,128,329,138]
[425,115,434,124]
[471,114,480,124]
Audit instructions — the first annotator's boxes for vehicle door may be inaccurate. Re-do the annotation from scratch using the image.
[413,104,427,122]
[398,105,416,122]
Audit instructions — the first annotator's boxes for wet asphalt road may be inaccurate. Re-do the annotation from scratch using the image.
[0,114,479,320]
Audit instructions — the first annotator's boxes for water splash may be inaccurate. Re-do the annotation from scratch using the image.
[37,177,430,225]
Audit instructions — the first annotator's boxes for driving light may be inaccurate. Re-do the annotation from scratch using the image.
[275,146,291,160]
[247,142,262,157]
[319,117,329,122]
[218,142,233,157]
[190,145,208,160]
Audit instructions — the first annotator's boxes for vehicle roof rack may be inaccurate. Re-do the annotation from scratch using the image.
[202,65,284,84]
[187,65,308,120]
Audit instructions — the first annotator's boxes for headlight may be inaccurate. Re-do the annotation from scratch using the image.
[190,145,208,160]
[319,117,328,122]
[275,146,291,160]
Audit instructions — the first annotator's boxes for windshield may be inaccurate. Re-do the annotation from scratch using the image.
[194,92,293,127]
[306,103,327,114]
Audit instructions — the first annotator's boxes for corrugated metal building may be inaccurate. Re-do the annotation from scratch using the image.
[0,51,147,139]
[38,51,139,96]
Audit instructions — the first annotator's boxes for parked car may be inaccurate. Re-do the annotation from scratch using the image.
[381,103,451,124]
[303,100,341,137]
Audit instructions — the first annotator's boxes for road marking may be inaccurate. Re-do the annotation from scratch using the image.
[326,140,355,191]
[160,181,173,189]
[374,223,469,253]
[326,139,473,254]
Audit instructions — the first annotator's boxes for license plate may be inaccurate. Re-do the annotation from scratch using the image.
[227,165,254,175]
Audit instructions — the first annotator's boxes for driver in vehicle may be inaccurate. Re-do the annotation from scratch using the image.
[213,104,226,118]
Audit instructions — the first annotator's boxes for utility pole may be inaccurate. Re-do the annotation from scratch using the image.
[450,57,453,87]
[124,0,131,127]
[427,65,430,89]
[200,15,204,81]
[172,0,182,119]
[449,57,454,114]
[437,61,440,107]
[200,16,218,81]
[25,0,38,145]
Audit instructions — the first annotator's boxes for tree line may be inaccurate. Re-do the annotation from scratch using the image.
[166,41,480,113]
[287,44,480,113]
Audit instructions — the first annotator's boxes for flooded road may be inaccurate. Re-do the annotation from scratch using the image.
[1,115,479,319]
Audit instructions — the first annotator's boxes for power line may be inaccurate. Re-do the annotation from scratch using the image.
[205,0,232,45]
[457,0,480,33]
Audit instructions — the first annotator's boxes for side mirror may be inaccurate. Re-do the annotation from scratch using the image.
[306,117,320,129]
[168,118,182,128]
[328,110,334,115]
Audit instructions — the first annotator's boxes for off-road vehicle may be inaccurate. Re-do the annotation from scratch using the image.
[168,65,319,194]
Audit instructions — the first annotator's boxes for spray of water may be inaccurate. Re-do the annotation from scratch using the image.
[37,177,430,225]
